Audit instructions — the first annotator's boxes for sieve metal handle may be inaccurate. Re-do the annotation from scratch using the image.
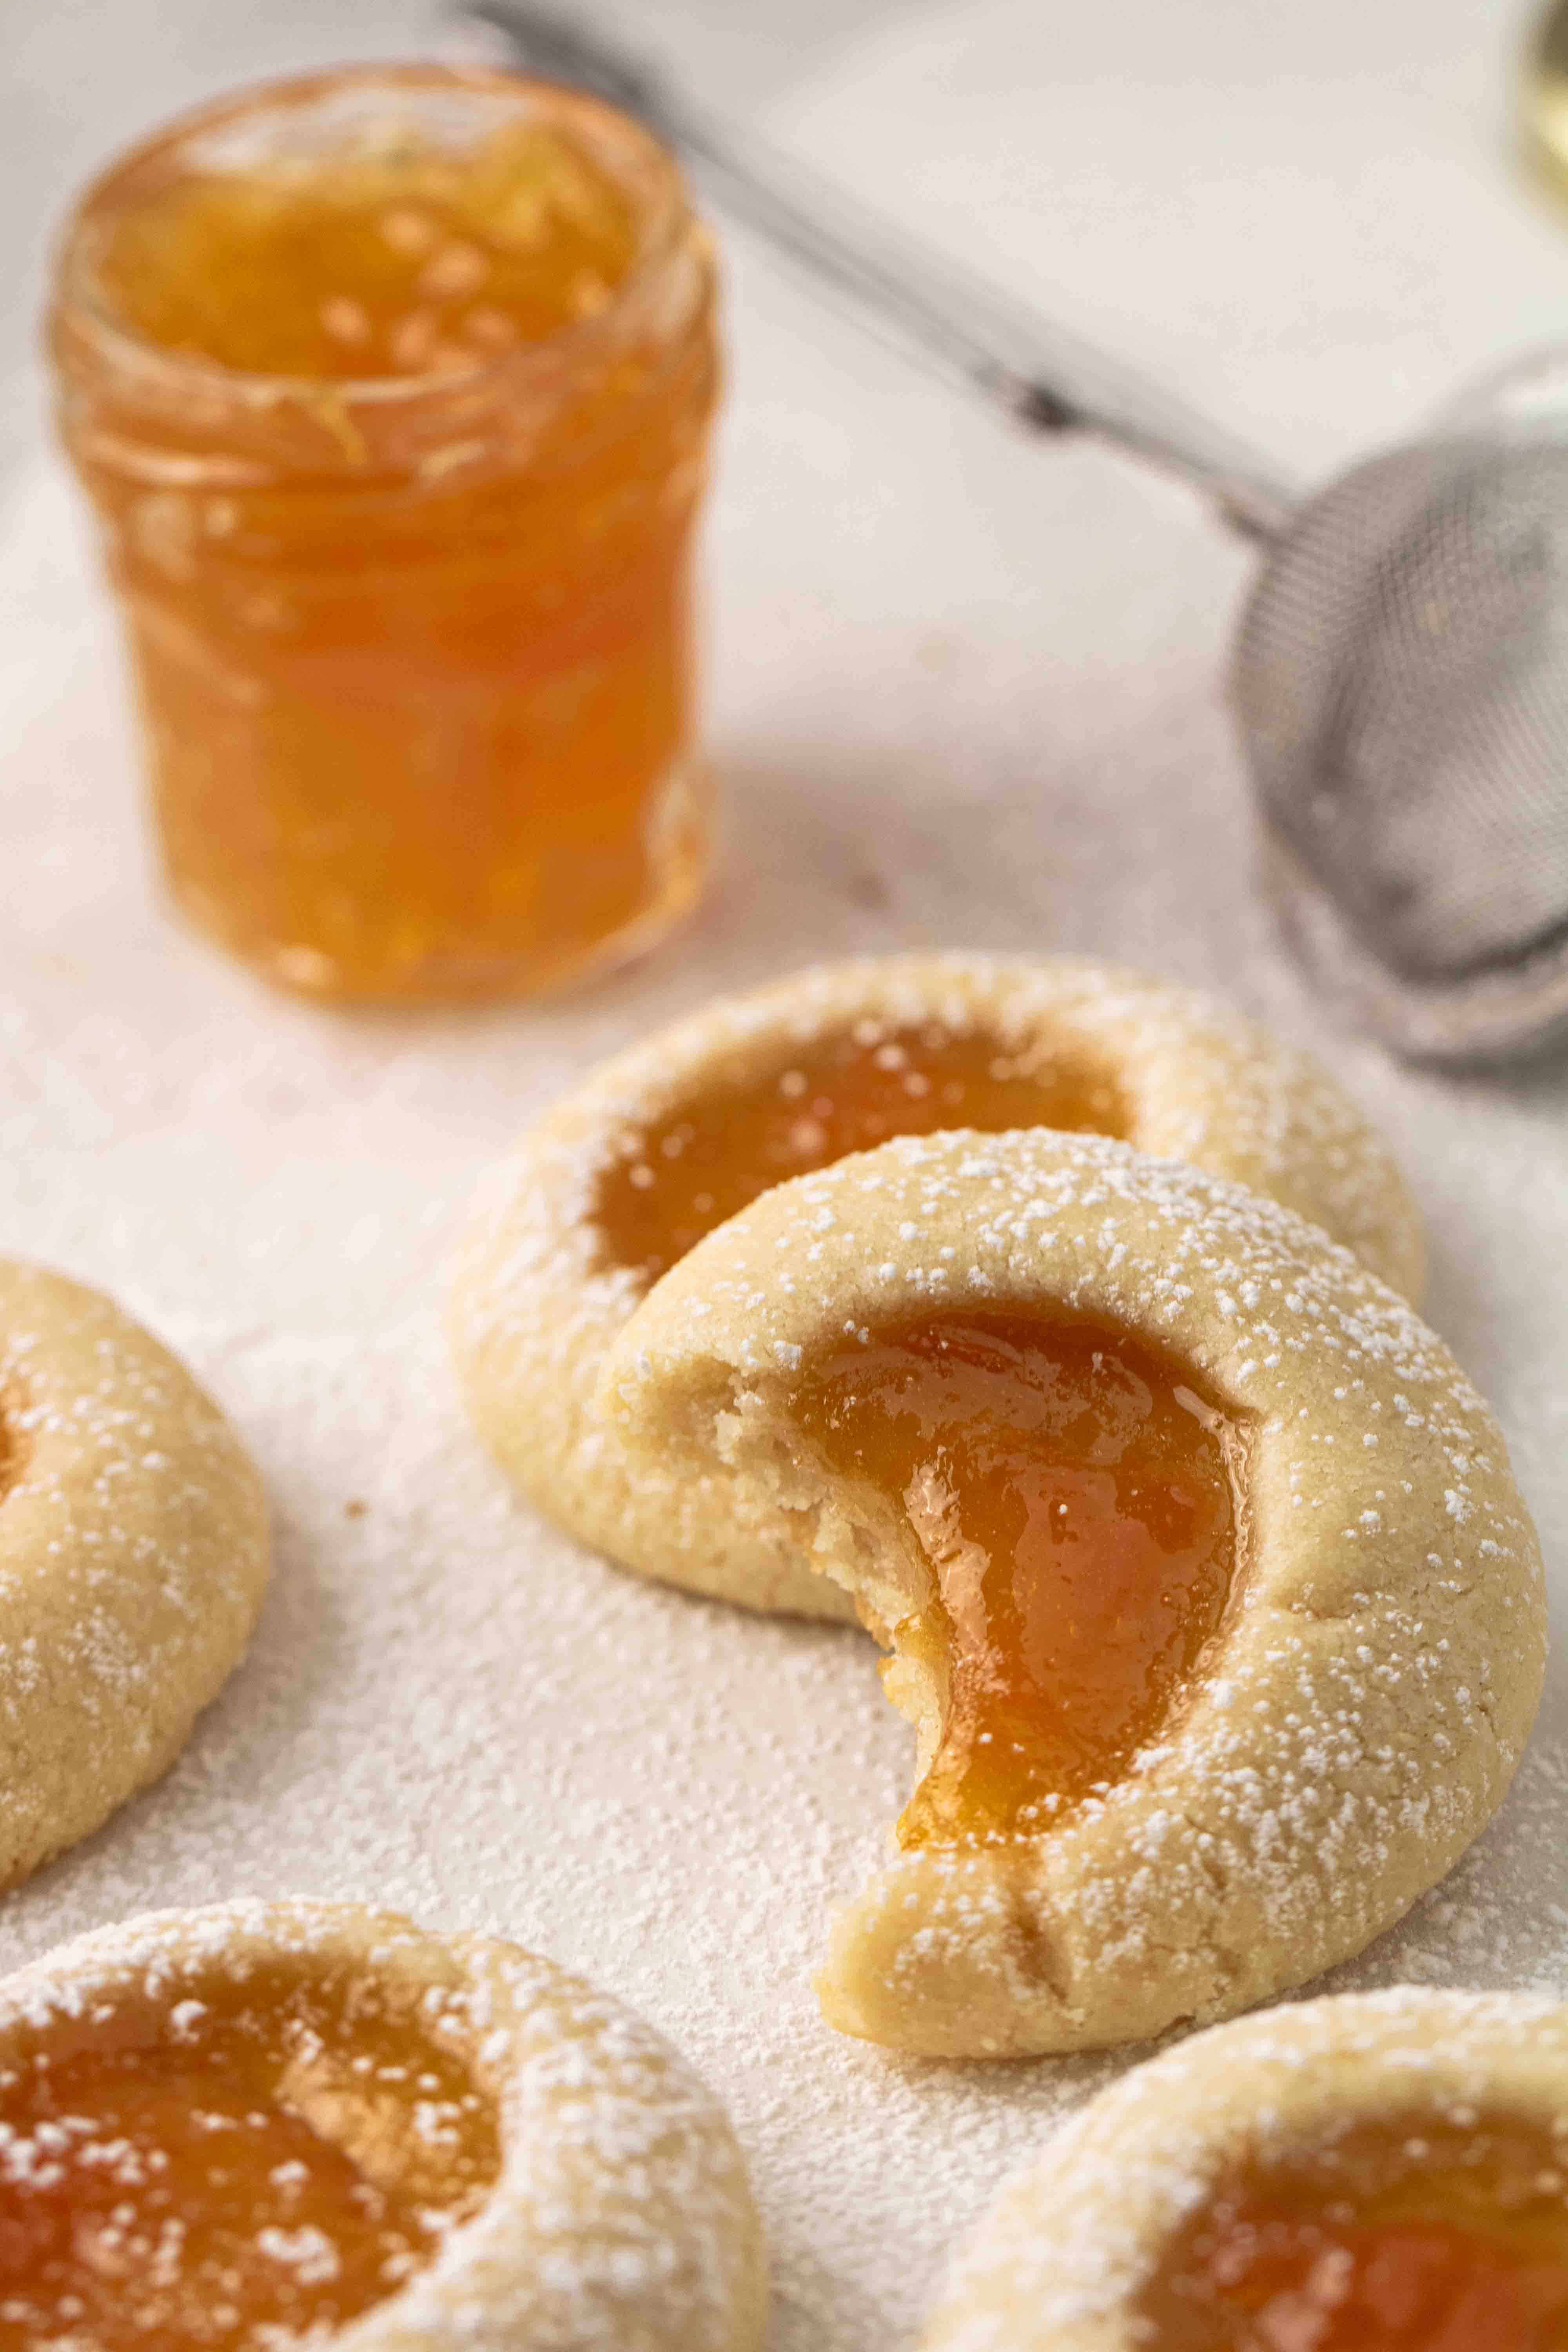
[462,0,1300,542]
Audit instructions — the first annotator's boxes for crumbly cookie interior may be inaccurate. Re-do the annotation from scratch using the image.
[0,1956,499,2347]
[1138,2109,1568,2350]
[778,1310,1243,1847]
[591,1021,1128,1284]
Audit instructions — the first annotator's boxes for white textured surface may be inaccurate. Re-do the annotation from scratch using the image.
[3,0,1568,2343]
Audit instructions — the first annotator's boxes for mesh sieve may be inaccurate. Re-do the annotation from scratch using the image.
[466,0,1568,1064]
[1236,431,1568,1060]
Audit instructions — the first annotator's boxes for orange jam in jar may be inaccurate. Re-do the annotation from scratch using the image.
[789,1312,1240,1847]
[48,66,720,1002]
[1139,2112,1568,2350]
[0,1955,499,2348]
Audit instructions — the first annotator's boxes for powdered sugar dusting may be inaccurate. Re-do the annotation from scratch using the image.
[448,953,1424,1627]
[0,1890,761,2349]
[0,1902,496,2345]
[459,951,1422,1326]
[921,1983,1568,2345]
[601,1131,1543,2058]
[0,1265,267,1895]
[1,416,1566,2345]
[0,1316,1547,2344]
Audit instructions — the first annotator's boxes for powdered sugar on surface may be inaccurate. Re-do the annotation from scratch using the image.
[2,487,1567,2347]
[0,1301,1556,2346]
[4,2,1568,2332]
[3,462,1568,2343]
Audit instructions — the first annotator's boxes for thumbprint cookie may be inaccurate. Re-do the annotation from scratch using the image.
[0,1898,767,2350]
[920,1989,1568,2349]
[602,1129,1541,2058]
[451,954,1423,1618]
[0,1258,268,1888]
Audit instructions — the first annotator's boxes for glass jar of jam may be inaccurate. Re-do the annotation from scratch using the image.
[47,65,720,1003]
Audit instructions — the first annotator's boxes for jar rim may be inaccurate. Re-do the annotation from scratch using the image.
[50,59,695,416]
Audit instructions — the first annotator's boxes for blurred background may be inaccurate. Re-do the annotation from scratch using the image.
[8,0,1564,470]
[5,0,1568,1338]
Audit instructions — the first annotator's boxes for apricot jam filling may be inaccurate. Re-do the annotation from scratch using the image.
[93,111,639,381]
[593,1022,1129,1285]
[785,1312,1240,1847]
[0,1957,499,2349]
[1138,2113,1568,2351]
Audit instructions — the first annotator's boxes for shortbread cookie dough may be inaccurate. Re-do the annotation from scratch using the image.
[603,1129,1542,2058]
[451,954,1423,1618]
[0,1258,268,1888]
[921,1989,1568,2349]
[0,1897,767,2352]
